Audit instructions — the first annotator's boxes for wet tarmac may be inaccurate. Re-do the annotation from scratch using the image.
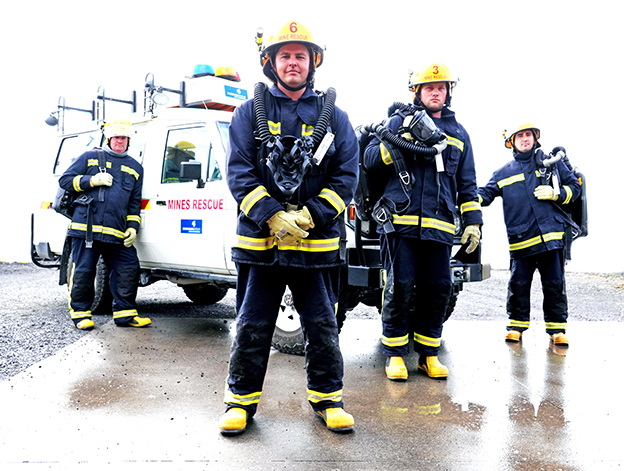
[1,318,622,470]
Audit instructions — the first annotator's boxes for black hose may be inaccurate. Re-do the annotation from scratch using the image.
[364,123,437,157]
[311,87,336,148]
[254,82,272,145]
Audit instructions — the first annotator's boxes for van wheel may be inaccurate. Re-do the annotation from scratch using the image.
[182,284,229,305]
[443,292,458,323]
[66,255,113,313]
[271,288,346,356]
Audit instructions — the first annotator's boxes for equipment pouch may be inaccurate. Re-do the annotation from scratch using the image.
[54,187,77,219]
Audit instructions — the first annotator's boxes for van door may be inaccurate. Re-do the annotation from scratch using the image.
[137,124,234,273]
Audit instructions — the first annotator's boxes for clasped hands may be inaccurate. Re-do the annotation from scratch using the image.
[267,206,314,245]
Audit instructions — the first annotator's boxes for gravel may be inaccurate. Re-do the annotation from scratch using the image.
[1,262,622,381]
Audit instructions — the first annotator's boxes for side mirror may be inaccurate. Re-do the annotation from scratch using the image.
[180,161,205,188]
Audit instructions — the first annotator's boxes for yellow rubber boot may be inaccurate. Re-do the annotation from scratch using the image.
[385,356,408,381]
[316,407,354,433]
[127,316,152,327]
[218,407,248,435]
[75,319,94,330]
[505,330,522,342]
[550,332,569,346]
[418,356,449,379]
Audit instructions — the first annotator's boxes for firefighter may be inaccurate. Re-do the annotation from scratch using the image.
[59,120,151,330]
[478,124,581,346]
[363,63,483,380]
[163,140,196,183]
[219,20,358,435]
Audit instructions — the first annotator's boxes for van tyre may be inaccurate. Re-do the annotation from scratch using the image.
[271,288,346,356]
[182,283,229,305]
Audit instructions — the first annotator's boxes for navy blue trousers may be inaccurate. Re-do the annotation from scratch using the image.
[507,248,568,334]
[224,263,344,416]
[380,236,452,357]
[69,237,140,325]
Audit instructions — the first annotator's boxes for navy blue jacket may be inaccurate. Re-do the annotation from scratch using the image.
[363,106,482,245]
[478,148,581,259]
[226,85,359,268]
[59,147,143,244]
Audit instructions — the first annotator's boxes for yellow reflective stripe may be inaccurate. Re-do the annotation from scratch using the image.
[478,194,483,204]
[87,159,99,167]
[461,201,481,214]
[280,237,341,252]
[302,124,314,136]
[235,235,340,252]
[392,214,420,225]
[224,385,262,406]
[542,231,564,242]
[392,214,455,234]
[70,310,91,320]
[447,136,464,152]
[498,173,525,188]
[319,188,346,215]
[509,235,542,251]
[380,143,394,165]
[562,185,572,204]
[307,389,343,404]
[121,165,140,180]
[421,217,456,234]
[72,175,82,192]
[545,322,567,330]
[240,185,270,215]
[413,332,441,348]
[127,214,141,224]
[509,320,529,329]
[113,309,138,319]
[69,223,125,239]
[268,120,280,135]
[382,334,409,347]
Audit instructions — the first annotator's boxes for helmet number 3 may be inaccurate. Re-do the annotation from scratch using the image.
[432,65,439,75]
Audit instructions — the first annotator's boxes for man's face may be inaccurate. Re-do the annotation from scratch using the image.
[513,130,535,153]
[419,82,448,114]
[274,43,310,90]
[110,136,129,153]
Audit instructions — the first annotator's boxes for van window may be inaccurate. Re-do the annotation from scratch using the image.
[54,132,102,175]
[54,127,145,175]
[162,127,221,184]
[216,121,230,152]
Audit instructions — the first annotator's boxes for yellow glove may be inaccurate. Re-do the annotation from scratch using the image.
[267,210,309,245]
[90,172,113,187]
[286,205,315,231]
[534,185,558,201]
[460,224,481,254]
[124,227,137,247]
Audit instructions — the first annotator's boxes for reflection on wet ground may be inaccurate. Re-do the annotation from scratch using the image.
[0,319,622,470]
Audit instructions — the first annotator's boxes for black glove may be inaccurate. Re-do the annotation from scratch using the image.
[551,146,566,157]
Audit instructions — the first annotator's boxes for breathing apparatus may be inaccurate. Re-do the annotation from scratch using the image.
[253,81,336,200]
[361,103,448,233]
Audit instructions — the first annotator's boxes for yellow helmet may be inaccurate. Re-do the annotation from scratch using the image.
[167,141,196,159]
[259,21,324,90]
[408,63,457,93]
[104,120,133,140]
[504,123,541,149]
[409,63,457,108]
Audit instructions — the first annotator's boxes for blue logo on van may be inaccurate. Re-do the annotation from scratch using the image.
[181,219,202,234]
[224,86,248,101]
